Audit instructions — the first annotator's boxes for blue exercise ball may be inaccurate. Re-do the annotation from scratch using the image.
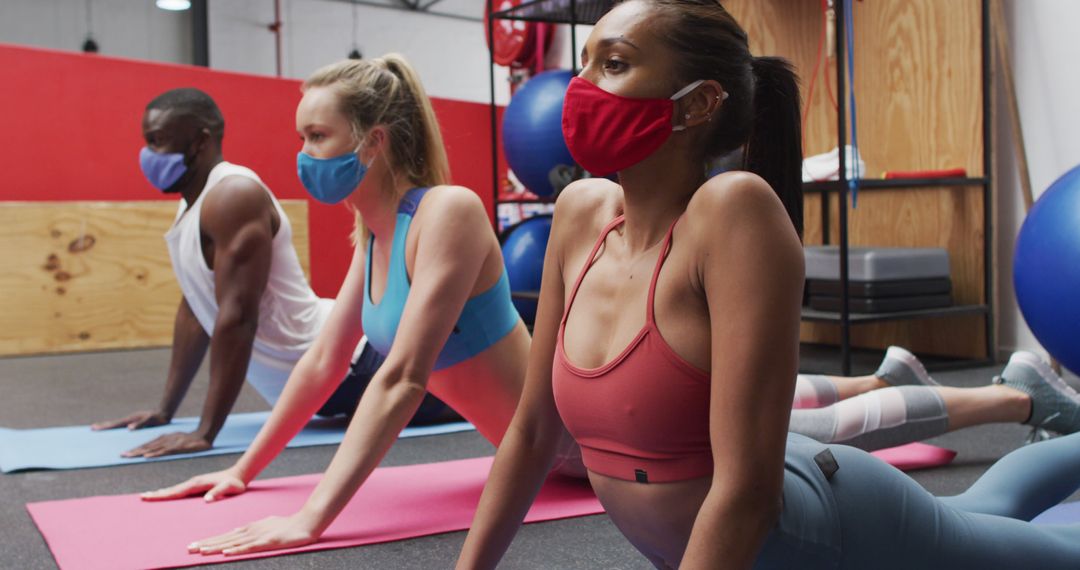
[502,69,576,197]
[1014,163,1080,374]
[501,215,552,325]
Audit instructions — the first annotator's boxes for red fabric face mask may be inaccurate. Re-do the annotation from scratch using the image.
[561,76,705,176]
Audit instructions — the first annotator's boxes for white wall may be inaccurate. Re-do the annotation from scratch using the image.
[208,0,517,105]
[994,0,1080,360]
[0,0,193,64]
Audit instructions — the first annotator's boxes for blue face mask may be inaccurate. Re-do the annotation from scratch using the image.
[297,148,368,204]
[139,146,188,192]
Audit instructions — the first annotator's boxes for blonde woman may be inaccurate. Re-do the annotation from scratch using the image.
[141,55,559,555]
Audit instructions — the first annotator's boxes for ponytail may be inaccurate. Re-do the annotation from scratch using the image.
[380,54,451,188]
[744,56,804,239]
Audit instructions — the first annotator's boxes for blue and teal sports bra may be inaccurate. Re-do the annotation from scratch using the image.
[361,187,520,371]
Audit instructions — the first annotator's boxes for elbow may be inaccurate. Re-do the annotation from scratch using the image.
[374,360,430,404]
[710,475,784,529]
[216,300,259,338]
[501,397,566,457]
[514,414,564,454]
[758,490,783,529]
[294,344,352,390]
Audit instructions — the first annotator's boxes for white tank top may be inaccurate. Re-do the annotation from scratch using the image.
[163,162,336,375]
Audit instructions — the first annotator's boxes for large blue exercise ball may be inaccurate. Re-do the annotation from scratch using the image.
[1014,163,1080,374]
[501,215,552,325]
[502,69,576,197]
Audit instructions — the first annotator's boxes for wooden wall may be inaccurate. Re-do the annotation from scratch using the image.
[0,200,309,356]
[725,0,987,357]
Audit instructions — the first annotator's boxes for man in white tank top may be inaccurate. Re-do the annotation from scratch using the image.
[91,89,448,458]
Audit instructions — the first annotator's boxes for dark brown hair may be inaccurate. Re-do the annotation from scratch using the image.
[628,0,803,237]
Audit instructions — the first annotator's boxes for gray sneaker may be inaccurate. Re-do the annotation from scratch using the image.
[875,346,939,387]
[994,351,1080,437]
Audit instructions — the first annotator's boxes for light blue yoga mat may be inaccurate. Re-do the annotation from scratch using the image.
[0,413,475,473]
[1033,501,1080,524]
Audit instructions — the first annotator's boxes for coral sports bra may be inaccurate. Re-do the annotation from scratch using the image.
[552,215,712,484]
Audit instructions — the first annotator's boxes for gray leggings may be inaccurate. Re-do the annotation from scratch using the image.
[761,432,1080,569]
[789,385,949,451]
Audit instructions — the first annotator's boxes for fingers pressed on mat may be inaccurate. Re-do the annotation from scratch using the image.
[142,482,208,501]
[224,540,274,556]
[190,529,247,553]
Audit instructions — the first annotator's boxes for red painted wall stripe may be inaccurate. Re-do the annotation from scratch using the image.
[0,43,506,297]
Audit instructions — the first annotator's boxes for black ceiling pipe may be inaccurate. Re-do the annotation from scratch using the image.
[192,0,209,66]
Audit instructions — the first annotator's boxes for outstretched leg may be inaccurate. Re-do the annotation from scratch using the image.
[941,428,1080,520]
[793,346,938,409]
[789,386,950,450]
[790,383,1030,452]
[825,442,1080,569]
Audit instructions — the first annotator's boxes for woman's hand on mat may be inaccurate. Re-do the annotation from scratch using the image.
[121,431,212,458]
[187,513,320,556]
[91,409,171,431]
[141,468,247,502]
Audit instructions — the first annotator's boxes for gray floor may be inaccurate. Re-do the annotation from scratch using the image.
[0,348,1074,569]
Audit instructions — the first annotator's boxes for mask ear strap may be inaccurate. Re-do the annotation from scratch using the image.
[354,135,375,168]
[671,79,708,132]
[670,79,706,101]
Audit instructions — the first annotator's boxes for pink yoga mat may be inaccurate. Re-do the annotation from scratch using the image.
[27,445,953,569]
[871,442,956,471]
[27,457,603,570]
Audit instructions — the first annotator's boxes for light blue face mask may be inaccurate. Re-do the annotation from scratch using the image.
[139,146,188,192]
[296,146,368,204]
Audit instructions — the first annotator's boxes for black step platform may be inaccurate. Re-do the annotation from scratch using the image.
[810,293,954,313]
[807,277,952,298]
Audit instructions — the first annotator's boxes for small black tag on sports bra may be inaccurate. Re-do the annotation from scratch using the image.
[635,469,649,484]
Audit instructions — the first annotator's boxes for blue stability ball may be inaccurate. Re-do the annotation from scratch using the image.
[501,215,552,325]
[502,69,576,196]
[1014,163,1080,374]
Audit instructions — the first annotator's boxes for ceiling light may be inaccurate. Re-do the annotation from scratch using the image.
[156,0,191,11]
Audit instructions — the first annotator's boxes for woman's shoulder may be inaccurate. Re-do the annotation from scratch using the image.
[685,171,796,237]
[413,185,490,225]
[408,186,493,250]
[687,171,776,215]
[552,177,623,230]
[421,184,485,212]
[683,171,803,277]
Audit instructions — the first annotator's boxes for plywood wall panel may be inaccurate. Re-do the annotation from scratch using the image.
[0,200,309,356]
[724,0,839,158]
[724,0,987,357]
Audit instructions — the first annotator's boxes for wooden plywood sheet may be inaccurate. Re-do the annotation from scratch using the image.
[726,0,984,174]
[725,0,839,157]
[724,0,987,357]
[0,200,310,356]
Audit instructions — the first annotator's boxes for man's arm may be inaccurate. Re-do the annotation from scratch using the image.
[92,297,209,431]
[123,176,276,458]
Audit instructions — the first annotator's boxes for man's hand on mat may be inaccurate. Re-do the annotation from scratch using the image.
[91,409,171,431]
[121,431,212,458]
[141,468,247,502]
[187,513,319,556]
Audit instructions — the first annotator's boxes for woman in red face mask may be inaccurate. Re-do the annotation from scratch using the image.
[457,1,1080,568]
